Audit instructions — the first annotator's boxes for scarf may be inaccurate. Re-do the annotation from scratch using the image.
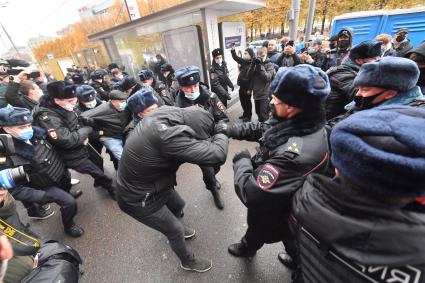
[262,106,326,149]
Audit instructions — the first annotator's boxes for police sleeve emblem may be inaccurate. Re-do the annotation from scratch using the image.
[216,100,225,113]
[256,163,279,190]
[48,129,58,140]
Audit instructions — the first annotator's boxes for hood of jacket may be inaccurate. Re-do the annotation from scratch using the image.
[337,28,353,48]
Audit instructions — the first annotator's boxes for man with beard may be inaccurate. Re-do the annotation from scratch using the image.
[221,65,331,268]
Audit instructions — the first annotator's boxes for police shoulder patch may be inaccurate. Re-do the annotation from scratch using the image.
[47,129,58,140]
[216,100,225,113]
[256,163,280,190]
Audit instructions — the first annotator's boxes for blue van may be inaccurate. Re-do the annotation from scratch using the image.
[331,7,425,47]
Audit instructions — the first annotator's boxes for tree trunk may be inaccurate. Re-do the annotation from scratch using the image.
[321,15,326,34]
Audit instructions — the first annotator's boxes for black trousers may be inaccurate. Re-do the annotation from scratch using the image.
[199,165,220,190]
[239,87,252,118]
[254,98,270,122]
[44,186,77,227]
[68,157,111,185]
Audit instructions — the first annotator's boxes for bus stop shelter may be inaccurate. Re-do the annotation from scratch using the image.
[88,0,266,84]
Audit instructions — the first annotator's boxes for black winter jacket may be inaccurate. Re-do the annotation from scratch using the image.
[35,100,93,166]
[175,83,229,122]
[395,39,413,57]
[247,58,275,100]
[231,49,252,89]
[80,101,131,139]
[325,59,360,120]
[291,174,425,283]
[90,80,110,101]
[116,106,229,215]
[209,61,234,102]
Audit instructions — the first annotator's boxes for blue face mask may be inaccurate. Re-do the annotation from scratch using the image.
[18,128,34,141]
[119,101,127,111]
[184,90,200,101]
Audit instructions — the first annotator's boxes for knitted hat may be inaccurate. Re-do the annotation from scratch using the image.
[270,64,330,109]
[47,81,76,99]
[175,65,201,87]
[76,85,96,102]
[353,57,419,91]
[331,105,425,198]
[349,40,382,61]
[109,90,128,100]
[0,107,33,126]
[127,88,158,120]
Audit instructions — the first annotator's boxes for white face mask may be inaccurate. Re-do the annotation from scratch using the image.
[84,100,97,109]
[62,104,75,112]
[184,90,200,101]
[215,58,223,65]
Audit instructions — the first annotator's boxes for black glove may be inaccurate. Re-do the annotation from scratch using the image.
[232,149,251,163]
[254,57,262,64]
[214,121,228,135]
[77,126,93,138]
[225,92,232,100]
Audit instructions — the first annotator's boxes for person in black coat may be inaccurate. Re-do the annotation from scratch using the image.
[174,66,228,209]
[407,42,425,94]
[35,81,115,199]
[0,107,84,237]
[325,40,382,120]
[392,27,413,57]
[90,69,110,101]
[231,45,255,121]
[209,48,234,107]
[223,65,331,269]
[80,90,130,161]
[291,106,425,282]
[117,106,228,273]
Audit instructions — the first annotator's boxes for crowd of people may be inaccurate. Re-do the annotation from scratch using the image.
[0,25,423,282]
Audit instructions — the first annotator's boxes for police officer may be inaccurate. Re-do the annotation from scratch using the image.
[223,65,331,268]
[138,69,174,106]
[0,107,84,237]
[174,66,227,209]
[116,105,229,273]
[35,81,115,198]
[90,69,110,101]
[209,48,234,107]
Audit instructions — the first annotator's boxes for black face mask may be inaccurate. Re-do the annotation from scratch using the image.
[354,89,387,109]
[417,68,425,86]
[338,40,350,50]
[270,103,278,119]
[396,35,406,42]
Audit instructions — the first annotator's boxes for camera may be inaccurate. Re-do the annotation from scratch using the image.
[0,134,28,190]
[0,58,30,76]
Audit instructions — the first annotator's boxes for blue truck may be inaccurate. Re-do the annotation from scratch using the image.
[331,7,425,47]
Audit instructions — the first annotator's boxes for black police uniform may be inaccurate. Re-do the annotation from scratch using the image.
[1,127,78,230]
[209,61,234,107]
[35,99,114,195]
[228,113,330,256]
[175,84,228,192]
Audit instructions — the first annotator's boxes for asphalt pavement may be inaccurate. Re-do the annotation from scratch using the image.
[22,100,292,283]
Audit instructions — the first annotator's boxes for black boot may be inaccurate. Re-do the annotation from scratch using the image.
[278,252,296,270]
[210,188,224,210]
[94,177,116,200]
[70,189,83,199]
[228,238,257,257]
[64,222,85,237]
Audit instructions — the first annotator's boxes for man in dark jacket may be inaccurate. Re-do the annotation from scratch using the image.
[392,27,413,57]
[225,65,330,268]
[80,90,130,161]
[116,106,229,273]
[327,56,423,129]
[209,48,234,107]
[247,47,275,122]
[160,63,178,95]
[327,28,353,69]
[0,107,83,237]
[231,45,255,122]
[35,81,115,198]
[291,106,425,282]
[267,40,281,64]
[407,42,425,94]
[300,39,328,71]
[6,80,43,114]
[325,40,382,120]
[174,65,228,209]
[276,44,300,68]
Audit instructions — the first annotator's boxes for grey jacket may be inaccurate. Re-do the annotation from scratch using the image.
[247,58,275,100]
